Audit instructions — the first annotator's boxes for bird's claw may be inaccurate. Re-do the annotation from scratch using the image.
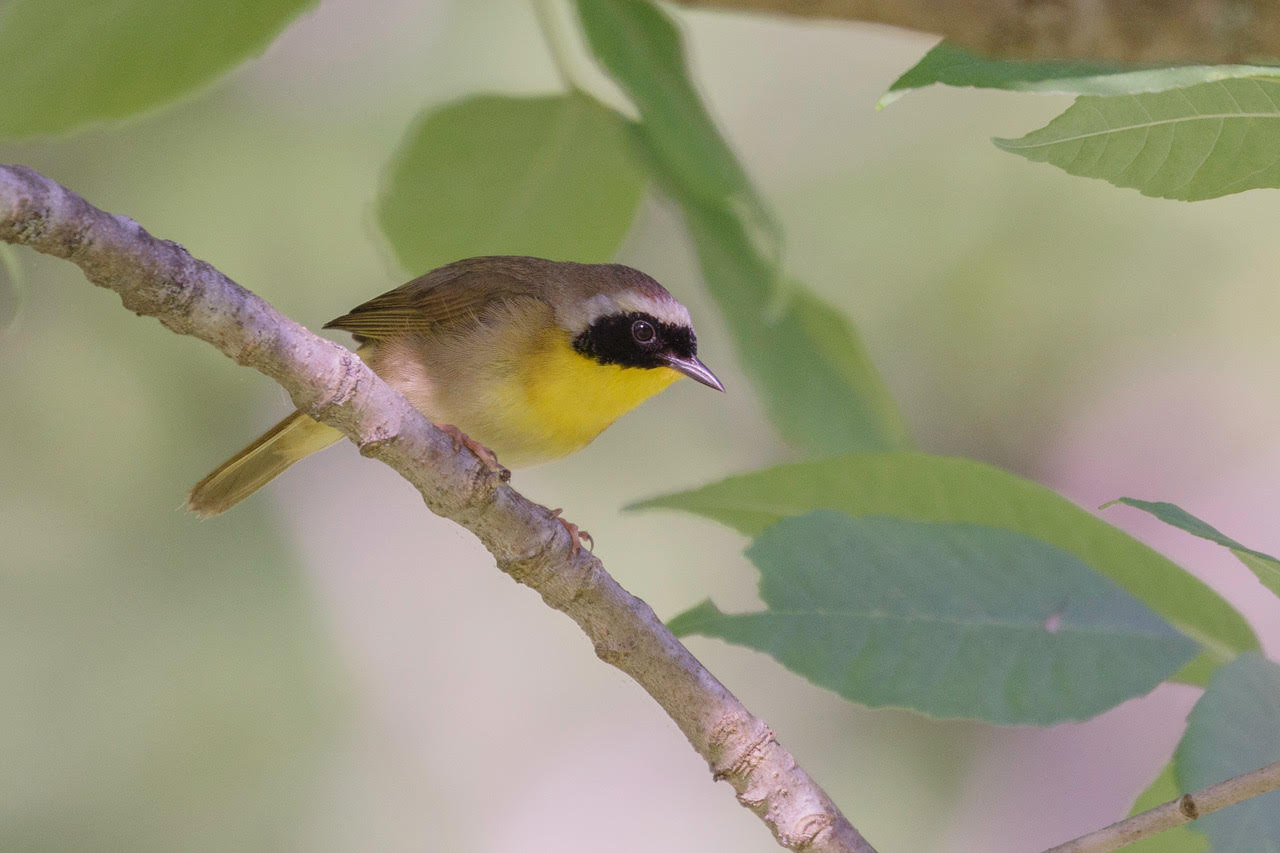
[439,424,509,480]
[548,508,593,556]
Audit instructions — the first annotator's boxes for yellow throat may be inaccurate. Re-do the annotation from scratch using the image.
[511,329,682,461]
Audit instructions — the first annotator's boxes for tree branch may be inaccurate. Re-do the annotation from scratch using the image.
[0,163,878,853]
[672,0,1280,63]
[1043,759,1280,853]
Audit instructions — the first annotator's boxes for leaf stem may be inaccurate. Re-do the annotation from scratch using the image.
[532,0,586,93]
[0,243,25,334]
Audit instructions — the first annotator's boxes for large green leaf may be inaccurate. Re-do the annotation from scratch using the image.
[576,0,910,454]
[994,78,1280,201]
[1175,653,1280,852]
[1107,498,1280,600]
[0,0,316,138]
[672,511,1195,723]
[635,452,1258,683]
[882,42,1280,106]
[378,93,644,273]
[1119,762,1209,853]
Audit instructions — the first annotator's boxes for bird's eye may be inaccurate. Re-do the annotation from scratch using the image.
[631,319,656,344]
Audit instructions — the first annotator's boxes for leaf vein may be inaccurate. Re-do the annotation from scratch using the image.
[1002,111,1280,150]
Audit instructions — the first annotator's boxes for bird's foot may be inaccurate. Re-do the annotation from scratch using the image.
[548,508,593,556]
[439,424,509,480]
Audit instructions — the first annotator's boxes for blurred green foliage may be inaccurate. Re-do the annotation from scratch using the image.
[678,202,912,453]
[575,0,773,238]
[0,0,316,138]
[379,93,643,272]
[0,257,342,851]
[578,0,910,454]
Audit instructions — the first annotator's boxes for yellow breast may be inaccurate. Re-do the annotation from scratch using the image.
[503,329,681,464]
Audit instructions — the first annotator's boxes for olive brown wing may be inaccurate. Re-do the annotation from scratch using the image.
[324,258,546,342]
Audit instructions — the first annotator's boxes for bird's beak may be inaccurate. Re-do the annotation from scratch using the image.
[664,355,725,392]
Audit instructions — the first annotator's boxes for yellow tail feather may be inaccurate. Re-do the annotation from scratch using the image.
[186,411,343,517]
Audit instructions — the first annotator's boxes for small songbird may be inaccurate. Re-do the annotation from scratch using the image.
[187,256,724,519]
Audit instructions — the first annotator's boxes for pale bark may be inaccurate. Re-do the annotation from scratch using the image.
[0,163,877,853]
[673,0,1280,63]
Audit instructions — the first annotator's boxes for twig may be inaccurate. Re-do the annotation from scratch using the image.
[1043,759,1280,853]
[0,163,878,853]
[671,0,1280,63]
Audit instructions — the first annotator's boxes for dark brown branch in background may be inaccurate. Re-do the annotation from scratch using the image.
[0,164,878,853]
[673,0,1280,62]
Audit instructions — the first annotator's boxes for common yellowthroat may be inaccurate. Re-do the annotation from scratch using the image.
[187,256,723,517]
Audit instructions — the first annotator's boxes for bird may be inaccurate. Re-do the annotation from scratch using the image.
[186,256,724,540]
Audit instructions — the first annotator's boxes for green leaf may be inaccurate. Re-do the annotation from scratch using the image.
[1175,653,1280,852]
[635,452,1258,683]
[680,199,911,453]
[1236,551,1280,598]
[0,0,316,138]
[994,78,1280,201]
[881,42,1280,106]
[1107,498,1280,599]
[1122,763,1209,853]
[378,93,644,273]
[574,0,774,244]
[576,0,909,453]
[671,511,1196,723]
